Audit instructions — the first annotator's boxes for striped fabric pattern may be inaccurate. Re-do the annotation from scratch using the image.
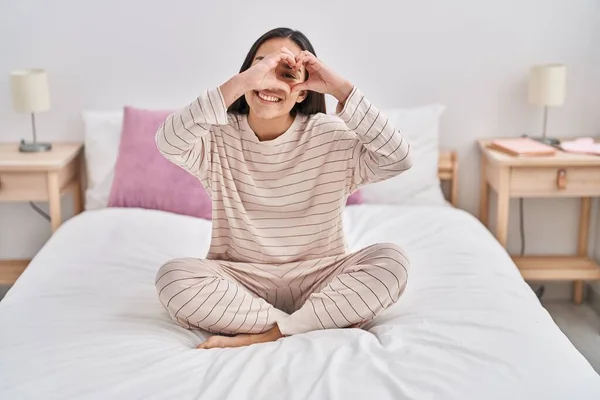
[156,86,412,265]
[156,243,409,336]
[155,86,413,335]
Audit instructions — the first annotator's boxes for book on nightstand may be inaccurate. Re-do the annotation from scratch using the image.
[488,138,557,157]
[559,138,600,156]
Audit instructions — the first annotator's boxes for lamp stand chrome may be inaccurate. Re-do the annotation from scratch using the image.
[19,112,52,152]
[532,106,560,146]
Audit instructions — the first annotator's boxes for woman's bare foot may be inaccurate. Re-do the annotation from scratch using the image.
[197,325,284,349]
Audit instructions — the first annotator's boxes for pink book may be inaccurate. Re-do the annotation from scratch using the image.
[489,138,556,156]
[559,138,600,156]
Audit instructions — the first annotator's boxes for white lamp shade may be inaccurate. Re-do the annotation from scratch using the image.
[10,69,51,113]
[528,64,566,107]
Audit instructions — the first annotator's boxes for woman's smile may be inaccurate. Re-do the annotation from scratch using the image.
[255,90,283,103]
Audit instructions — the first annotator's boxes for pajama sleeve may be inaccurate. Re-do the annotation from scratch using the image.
[338,86,413,192]
[155,87,229,190]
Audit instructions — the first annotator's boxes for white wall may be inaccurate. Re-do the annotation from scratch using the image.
[1,0,600,287]
[592,3,600,301]
[595,210,600,303]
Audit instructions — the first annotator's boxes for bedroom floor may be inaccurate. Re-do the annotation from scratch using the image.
[0,286,598,373]
[543,301,600,374]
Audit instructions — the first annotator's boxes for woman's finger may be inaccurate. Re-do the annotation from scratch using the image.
[270,52,294,67]
[264,52,294,70]
[298,50,317,63]
[293,55,308,71]
[294,52,318,71]
[294,51,310,63]
[280,47,297,61]
[281,47,305,71]
[301,49,315,57]
[278,53,296,69]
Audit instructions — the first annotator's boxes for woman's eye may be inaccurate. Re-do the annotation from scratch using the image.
[284,73,297,80]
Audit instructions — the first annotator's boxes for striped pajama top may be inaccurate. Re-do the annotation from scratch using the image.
[156,86,412,264]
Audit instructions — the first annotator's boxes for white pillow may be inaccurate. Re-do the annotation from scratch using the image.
[82,110,124,210]
[358,104,446,206]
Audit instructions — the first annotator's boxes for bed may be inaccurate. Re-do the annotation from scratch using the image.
[2,102,600,399]
[0,152,598,399]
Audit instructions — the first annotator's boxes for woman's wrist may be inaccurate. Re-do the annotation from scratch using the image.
[219,73,250,108]
[331,80,354,105]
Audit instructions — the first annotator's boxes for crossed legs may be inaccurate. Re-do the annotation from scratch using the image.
[156,243,409,348]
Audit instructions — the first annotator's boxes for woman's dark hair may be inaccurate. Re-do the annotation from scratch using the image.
[227,27,326,116]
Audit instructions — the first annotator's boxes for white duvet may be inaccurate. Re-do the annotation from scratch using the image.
[1,205,599,399]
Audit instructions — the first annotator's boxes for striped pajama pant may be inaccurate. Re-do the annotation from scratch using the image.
[155,243,409,336]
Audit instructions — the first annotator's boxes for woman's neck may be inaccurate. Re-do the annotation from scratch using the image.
[247,112,295,142]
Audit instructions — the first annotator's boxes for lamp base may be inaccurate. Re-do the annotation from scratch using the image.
[533,137,561,147]
[19,140,52,153]
[522,135,561,147]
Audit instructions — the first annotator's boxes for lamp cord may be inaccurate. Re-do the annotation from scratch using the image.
[519,197,545,301]
[519,198,525,256]
[29,201,51,222]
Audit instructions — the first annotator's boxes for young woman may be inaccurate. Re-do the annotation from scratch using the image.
[155,27,412,349]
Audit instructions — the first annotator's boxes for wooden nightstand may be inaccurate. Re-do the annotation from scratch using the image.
[478,139,600,304]
[0,143,84,285]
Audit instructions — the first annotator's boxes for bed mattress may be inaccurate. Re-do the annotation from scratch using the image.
[1,205,599,399]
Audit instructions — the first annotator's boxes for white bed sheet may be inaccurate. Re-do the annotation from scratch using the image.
[1,205,599,399]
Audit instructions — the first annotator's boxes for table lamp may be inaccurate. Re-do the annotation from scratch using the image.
[528,64,566,146]
[10,69,53,152]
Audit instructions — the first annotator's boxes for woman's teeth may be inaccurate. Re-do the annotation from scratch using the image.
[257,92,281,103]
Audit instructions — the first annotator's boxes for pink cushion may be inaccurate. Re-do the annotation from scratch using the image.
[108,106,361,219]
[346,190,362,206]
[108,107,212,220]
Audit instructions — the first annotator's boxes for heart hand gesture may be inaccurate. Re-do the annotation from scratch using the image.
[241,49,297,94]
[290,50,353,104]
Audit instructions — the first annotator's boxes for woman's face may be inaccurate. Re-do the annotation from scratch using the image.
[244,37,307,120]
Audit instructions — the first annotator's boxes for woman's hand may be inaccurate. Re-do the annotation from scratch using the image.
[220,50,296,107]
[290,50,353,105]
[241,50,297,94]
